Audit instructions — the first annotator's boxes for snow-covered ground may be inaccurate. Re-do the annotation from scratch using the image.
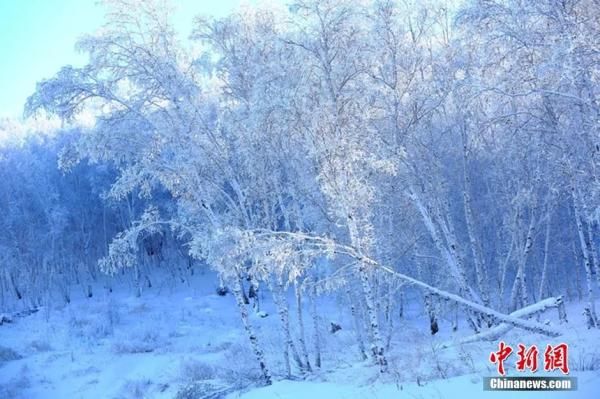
[1,272,599,398]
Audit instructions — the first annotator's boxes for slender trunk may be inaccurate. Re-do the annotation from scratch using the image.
[309,281,321,369]
[499,230,515,304]
[586,221,600,290]
[272,283,303,375]
[346,216,388,371]
[346,284,368,361]
[438,210,482,331]
[238,276,250,305]
[134,264,142,298]
[373,273,381,316]
[572,187,598,327]
[275,291,291,377]
[425,293,439,335]
[408,188,480,331]
[9,272,22,300]
[571,239,582,301]
[461,125,489,306]
[358,264,388,372]
[295,281,312,372]
[538,207,552,300]
[510,210,535,311]
[399,289,404,319]
[232,278,272,385]
[384,285,395,350]
[414,243,438,335]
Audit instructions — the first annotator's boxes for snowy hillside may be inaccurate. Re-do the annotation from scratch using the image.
[1,272,599,398]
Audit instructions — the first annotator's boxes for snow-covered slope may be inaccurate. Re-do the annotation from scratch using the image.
[1,273,599,398]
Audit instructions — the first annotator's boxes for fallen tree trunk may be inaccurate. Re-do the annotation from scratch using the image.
[449,296,565,346]
[253,230,563,338]
[368,260,562,337]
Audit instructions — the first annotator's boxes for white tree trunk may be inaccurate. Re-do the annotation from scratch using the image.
[384,287,395,349]
[355,257,563,337]
[358,264,388,372]
[510,209,535,311]
[461,125,489,306]
[414,244,438,335]
[346,284,368,361]
[232,278,272,385]
[450,296,565,346]
[572,187,598,327]
[538,207,552,300]
[408,188,481,331]
[499,230,515,302]
[586,221,600,290]
[409,189,473,298]
[346,217,388,372]
[309,281,321,369]
[272,283,304,375]
[294,281,312,372]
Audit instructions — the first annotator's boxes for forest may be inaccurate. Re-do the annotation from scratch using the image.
[0,0,599,398]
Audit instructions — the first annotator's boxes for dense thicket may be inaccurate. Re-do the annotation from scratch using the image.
[0,127,196,309]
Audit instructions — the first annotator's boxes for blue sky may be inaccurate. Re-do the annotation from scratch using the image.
[0,0,247,119]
